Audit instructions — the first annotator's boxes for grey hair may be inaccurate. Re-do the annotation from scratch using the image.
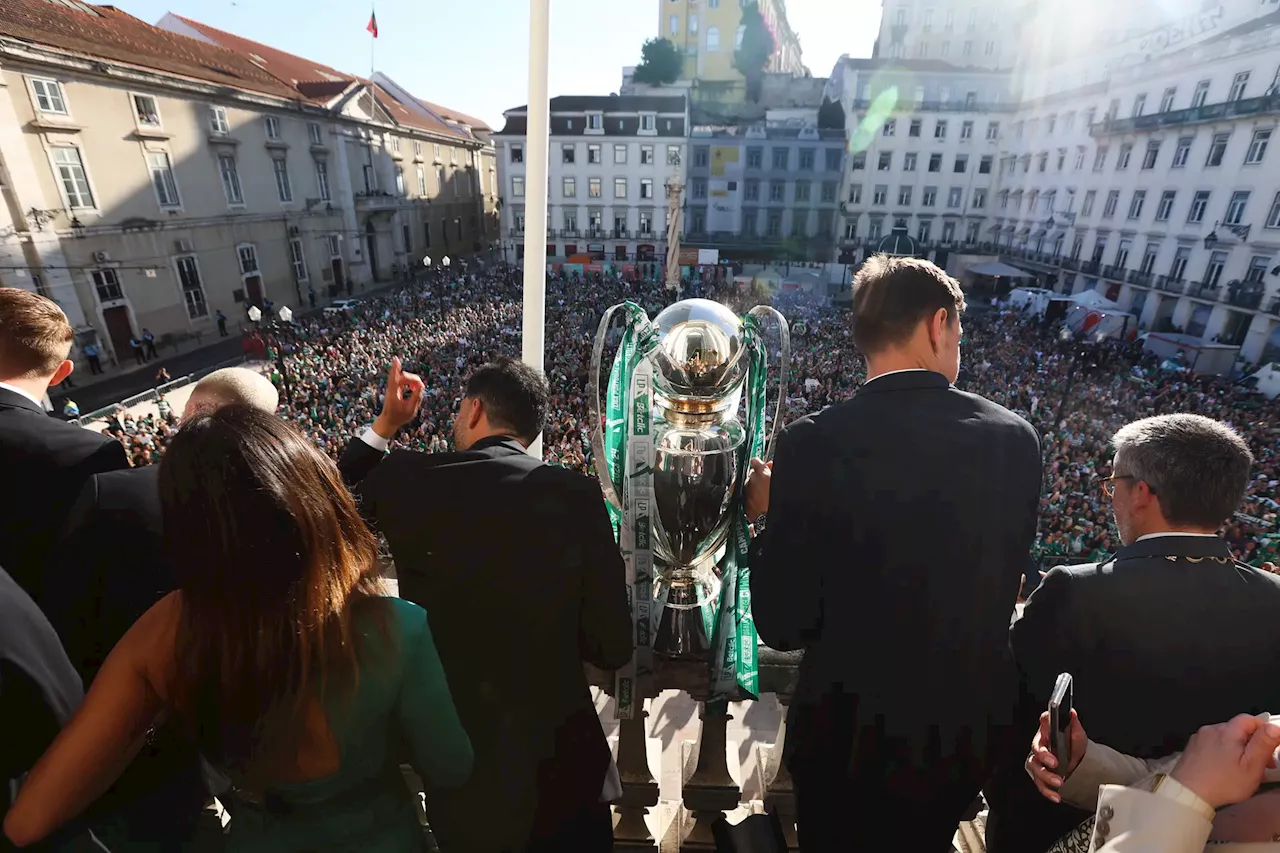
[187,367,279,416]
[1111,414,1253,528]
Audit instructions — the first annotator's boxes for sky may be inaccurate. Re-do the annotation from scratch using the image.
[113,0,881,129]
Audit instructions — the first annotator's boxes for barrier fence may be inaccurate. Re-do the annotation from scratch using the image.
[74,356,247,427]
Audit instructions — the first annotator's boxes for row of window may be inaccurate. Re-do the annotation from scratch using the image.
[510,175,658,200]
[686,208,840,239]
[30,76,472,167]
[854,150,996,175]
[1012,68,1280,139]
[893,6,999,33]
[691,145,844,172]
[511,210,662,235]
[882,117,1000,141]
[1003,129,1272,178]
[892,38,999,60]
[1046,236,1274,290]
[685,177,843,204]
[666,17,747,54]
[998,187,1280,231]
[844,217,986,245]
[847,183,986,210]
[507,142,680,167]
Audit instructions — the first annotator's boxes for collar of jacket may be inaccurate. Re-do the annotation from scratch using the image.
[470,435,528,455]
[0,385,44,415]
[857,370,952,395]
[1110,534,1234,564]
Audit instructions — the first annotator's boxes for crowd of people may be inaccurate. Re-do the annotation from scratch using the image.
[5,265,1280,853]
[83,264,1280,568]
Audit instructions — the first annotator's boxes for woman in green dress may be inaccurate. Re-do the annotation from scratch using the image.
[4,406,472,851]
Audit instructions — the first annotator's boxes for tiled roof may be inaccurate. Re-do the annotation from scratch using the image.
[417,98,491,132]
[171,15,474,142]
[0,0,300,100]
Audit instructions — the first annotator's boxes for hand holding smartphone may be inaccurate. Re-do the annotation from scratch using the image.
[1049,672,1074,772]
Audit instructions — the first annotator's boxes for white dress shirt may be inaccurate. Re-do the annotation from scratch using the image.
[0,381,44,408]
[359,427,390,452]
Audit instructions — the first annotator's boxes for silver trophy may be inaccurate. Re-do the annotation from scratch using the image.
[592,298,790,659]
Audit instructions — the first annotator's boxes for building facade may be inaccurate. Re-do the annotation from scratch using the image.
[682,122,848,263]
[494,96,688,270]
[873,0,1029,68]
[829,58,1013,253]
[993,0,1280,364]
[660,0,806,84]
[0,0,491,370]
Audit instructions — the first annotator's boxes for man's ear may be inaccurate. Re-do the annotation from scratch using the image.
[50,359,74,386]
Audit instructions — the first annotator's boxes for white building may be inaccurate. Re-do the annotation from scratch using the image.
[494,96,688,272]
[872,0,1031,68]
[828,58,1012,250]
[837,0,1280,365]
[994,0,1280,364]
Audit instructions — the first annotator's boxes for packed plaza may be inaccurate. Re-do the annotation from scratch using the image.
[89,266,1280,571]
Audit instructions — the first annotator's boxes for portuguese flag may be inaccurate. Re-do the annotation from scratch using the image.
[366,9,378,38]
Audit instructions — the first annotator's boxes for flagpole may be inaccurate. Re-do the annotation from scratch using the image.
[522,0,551,459]
[369,4,376,82]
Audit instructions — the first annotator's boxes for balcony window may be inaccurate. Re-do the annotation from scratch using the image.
[1225,190,1250,225]
[1131,94,1147,117]
[928,153,942,172]
[954,155,968,173]
[1188,190,1210,223]
[1156,190,1176,221]
[1205,252,1227,287]
[873,185,887,205]
[1266,191,1280,229]
[948,187,963,208]
[772,148,789,169]
[1245,129,1271,165]
[878,152,892,170]
[986,121,1000,140]
[1142,140,1160,169]
[1093,146,1108,171]
[1116,144,1132,170]
[1128,190,1146,220]
[935,119,948,139]
[1229,72,1250,101]
[923,187,937,207]
[640,179,653,199]
[1246,255,1270,283]
[1172,137,1193,168]
[1192,80,1211,107]
[744,179,759,201]
[825,148,842,171]
[851,152,866,170]
[746,147,763,168]
[1170,247,1190,279]
[909,119,922,137]
[641,145,654,165]
[1206,133,1229,167]
[883,119,896,137]
[973,188,986,209]
[904,153,918,172]
[588,144,602,165]
[1103,190,1119,218]
[799,149,815,170]
[770,181,785,202]
[848,184,862,204]
[898,186,913,206]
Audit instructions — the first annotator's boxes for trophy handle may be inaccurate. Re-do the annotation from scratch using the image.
[590,303,654,512]
[747,305,791,463]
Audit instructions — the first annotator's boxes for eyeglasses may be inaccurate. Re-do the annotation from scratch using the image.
[1101,474,1155,498]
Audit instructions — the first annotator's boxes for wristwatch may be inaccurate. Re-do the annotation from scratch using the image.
[753,513,768,534]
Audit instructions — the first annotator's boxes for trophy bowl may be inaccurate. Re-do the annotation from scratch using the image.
[650,299,747,409]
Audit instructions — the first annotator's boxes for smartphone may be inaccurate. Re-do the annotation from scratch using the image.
[1048,673,1074,772]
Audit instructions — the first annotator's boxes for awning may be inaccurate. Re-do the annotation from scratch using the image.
[1031,228,1048,238]
[969,261,1033,278]
[987,223,1002,233]
[1003,224,1016,233]
[1016,227,1031,238]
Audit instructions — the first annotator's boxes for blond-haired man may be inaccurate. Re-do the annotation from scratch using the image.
[0,288,127,597]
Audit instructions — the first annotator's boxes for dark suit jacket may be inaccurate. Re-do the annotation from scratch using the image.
[987,535,1280,853]
[0,564,83,825]
[750,370,1042,774]
[0,387,127,598]
[339,434,632,851]
[41,466,206,844]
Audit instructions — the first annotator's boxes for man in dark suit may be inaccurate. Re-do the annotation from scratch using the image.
[986,413,1280,853]
[340,356,632,853]
[38,367,278,850]
[744,256,1043,851]
[0,288,128,599]
[0,563,84,835]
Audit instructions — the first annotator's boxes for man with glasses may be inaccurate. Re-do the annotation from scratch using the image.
[986,414,1280,853]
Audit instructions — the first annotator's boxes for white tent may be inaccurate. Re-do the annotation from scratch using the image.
[1250,363,1280,400]
[1067,289,1123,312]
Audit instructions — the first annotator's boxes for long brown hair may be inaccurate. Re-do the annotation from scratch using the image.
[159,405,384,785]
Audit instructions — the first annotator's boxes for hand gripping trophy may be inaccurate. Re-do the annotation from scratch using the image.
[591,298,789,717]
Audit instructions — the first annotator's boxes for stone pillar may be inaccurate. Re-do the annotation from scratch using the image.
[613,709,659,851]
[679,700,739,851]
[759,695,798,851]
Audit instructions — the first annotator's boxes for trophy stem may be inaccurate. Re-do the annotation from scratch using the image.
[653,575,718,660]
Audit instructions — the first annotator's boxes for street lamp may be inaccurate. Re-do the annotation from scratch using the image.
[247,305,262,323]
[442,255,451,268]
[1204,229,1219,250]
[278,305,293,323]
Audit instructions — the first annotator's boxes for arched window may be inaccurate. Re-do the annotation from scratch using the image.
[706,26,720,51]
[735,25,745,49]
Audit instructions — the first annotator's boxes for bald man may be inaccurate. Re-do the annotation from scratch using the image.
[40,366,277,850]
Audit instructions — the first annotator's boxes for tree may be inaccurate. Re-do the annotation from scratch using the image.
[734,3,776,102]
[818,97,845,130]
[634,38,682,85]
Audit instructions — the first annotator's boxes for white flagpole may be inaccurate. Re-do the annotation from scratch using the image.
[522,0,551,459]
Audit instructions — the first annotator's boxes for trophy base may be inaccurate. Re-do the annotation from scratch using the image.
[653,575,720,659]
